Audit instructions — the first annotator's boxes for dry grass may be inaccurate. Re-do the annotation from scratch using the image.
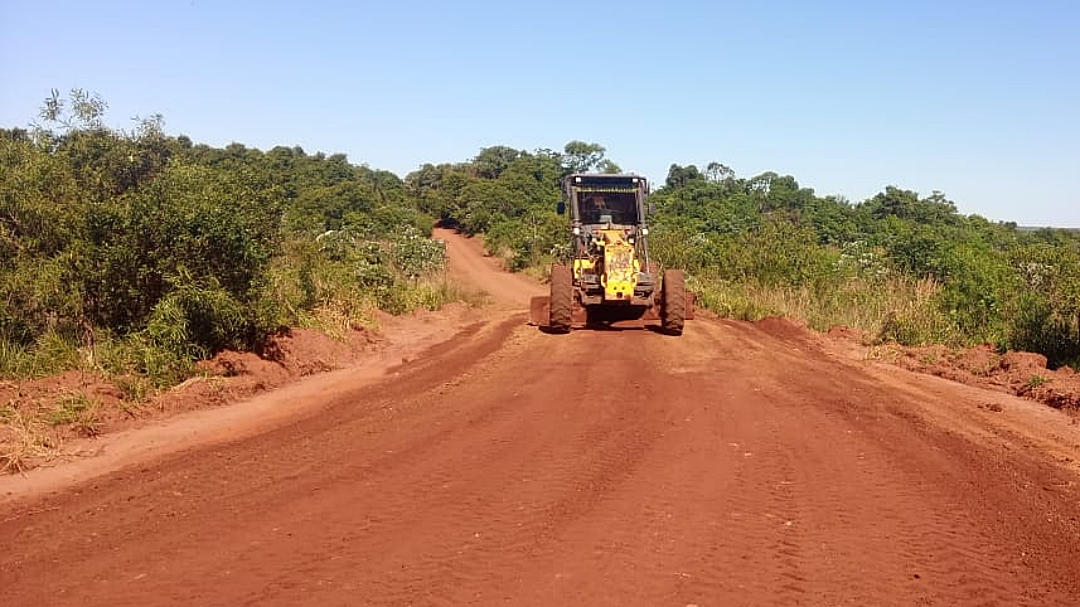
[0,405,59,474]
[692,276,963,345]
[296,276,485,340]
[297,299,382,341]
[47,393,103,437]
[392,276,486,314]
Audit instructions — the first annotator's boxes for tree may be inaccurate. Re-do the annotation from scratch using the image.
[472,146,522,179]
[863,186,959,225]
[36,88,108,134]
[665,164,704,189]
[705,161,735,182]
[562,141,608,174]
[598,159,622,174]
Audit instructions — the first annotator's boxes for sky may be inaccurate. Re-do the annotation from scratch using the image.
[2,0,1078,226]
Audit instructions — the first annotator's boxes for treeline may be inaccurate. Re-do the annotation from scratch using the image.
[405,150,1080,368]
[1,90,449,386]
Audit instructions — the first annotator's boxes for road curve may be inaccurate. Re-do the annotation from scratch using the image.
[2,231,1080,606]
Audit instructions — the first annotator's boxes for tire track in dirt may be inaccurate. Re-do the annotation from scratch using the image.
[738,320,1076,605]
[226,328,677,607]
[0,317,530,606]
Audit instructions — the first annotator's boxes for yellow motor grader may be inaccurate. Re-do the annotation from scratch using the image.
[529,174,691,334]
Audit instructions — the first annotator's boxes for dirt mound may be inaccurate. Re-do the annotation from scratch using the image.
[873,341,1080,412]
[995,351,1049,375]
[197,328,379,380]
[826,325,865,341]
[0,371,125,410]
[754,316,816,345]
[157,326,382,417]
[738,317,1080,415]
[1,326,383,472]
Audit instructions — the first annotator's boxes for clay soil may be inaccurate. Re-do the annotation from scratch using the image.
[0,303,484,473]
[2,229,1080,606]
[875,341,1080,412]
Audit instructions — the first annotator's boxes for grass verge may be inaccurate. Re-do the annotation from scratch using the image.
[691,275,963,346]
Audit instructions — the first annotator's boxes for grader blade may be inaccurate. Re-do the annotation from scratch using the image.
[528,295,586,328]
[529,296,550,326]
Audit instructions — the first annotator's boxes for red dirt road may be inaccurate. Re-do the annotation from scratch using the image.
[2,231,1080,606]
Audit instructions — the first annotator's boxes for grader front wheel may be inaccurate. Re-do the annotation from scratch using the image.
[660,269,686,335]
[549,264,573,333]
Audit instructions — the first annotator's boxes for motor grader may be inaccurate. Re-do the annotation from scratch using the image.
[529,173,691,334]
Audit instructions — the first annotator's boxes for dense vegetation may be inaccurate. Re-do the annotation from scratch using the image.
[4,88,1080,393]
[404,148,1080,368]
[1,90,454,389]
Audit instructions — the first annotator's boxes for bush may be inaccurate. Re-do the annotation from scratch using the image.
[76,163,282,332]
[1004,245,1080,367]
[1008,293,1079,368]
[1,95,464,388]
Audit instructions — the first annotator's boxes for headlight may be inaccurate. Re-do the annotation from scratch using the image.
[640,227,649,236]
[572,226,581,235]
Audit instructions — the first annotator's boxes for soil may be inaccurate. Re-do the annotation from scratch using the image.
[0,306,483,472]
[866,339,1080,413]
[1,230,1080,606]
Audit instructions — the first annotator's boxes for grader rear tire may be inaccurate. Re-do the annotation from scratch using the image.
[660,269,686,335]
[549,264,573,333]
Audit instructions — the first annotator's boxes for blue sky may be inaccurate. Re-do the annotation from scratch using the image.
[2,1,1077,226]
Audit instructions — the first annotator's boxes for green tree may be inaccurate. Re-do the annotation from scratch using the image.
[562,141,608,174]
[665,164,704,189]
[473,146,522,179]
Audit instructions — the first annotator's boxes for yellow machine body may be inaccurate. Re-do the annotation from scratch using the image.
[595,229,639,301]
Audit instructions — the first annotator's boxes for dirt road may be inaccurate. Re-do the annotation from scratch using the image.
[2,230,1080,606]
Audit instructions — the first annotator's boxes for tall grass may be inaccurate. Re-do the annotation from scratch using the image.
[0,331,83,379]
[691,275,963,345]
